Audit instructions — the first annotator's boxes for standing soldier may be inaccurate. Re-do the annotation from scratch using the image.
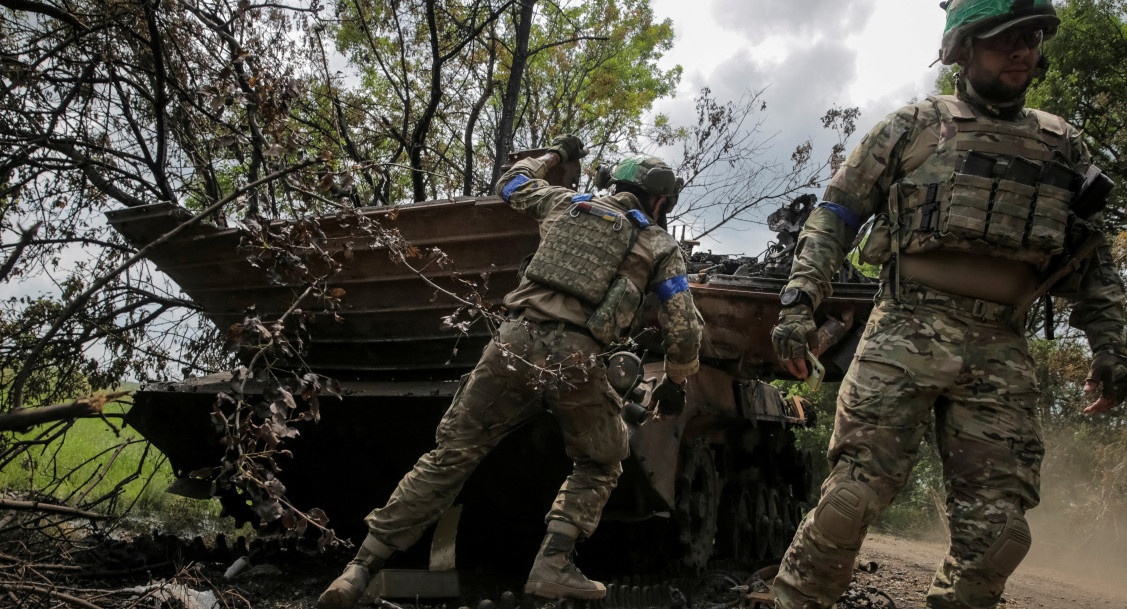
[318,136,703,608]
[769,1,1126,608]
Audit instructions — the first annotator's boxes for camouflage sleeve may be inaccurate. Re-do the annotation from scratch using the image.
[1039,125,1127,352]
[494,157,573,220]
[1063,133,1127,353]
[1068,231,1127,353]
[650,232,702,379]
[785,105,923,308]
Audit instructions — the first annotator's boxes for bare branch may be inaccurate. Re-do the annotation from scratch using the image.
[0,0,88,31]
[0,499,110,521]
[8,159,320,409]
[0,391,129,432]
[0,222,41,282]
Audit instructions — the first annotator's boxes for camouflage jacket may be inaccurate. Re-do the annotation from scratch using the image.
[495,157,703,378]
[785,93,1126,351]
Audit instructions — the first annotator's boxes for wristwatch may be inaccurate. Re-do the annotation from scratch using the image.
[780,287,812,308]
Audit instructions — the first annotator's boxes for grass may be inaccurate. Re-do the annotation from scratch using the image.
[1,394,239,537]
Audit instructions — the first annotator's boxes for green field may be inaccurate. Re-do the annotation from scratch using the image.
[0,395,231,534]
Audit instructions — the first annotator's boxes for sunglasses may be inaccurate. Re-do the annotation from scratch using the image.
[978,26,1045,52]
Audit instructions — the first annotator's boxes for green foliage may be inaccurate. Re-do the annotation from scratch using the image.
[519,0,680,155]
[1026,0,1127,229]
[777,378,838,497]
[0,400,169,512]
[935,64,958,95]
[0,400,236,535]
[330,0,679,200]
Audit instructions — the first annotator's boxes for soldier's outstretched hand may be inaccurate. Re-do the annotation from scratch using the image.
[1083,349,1127,414]
[771,304,816,379]
[547,135,586,163]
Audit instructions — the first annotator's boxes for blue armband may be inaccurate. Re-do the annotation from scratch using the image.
[625,209,650,228]
[818,202,864,234]
[572,193,593,202]
[501,175,532,202]
[656,275,690,302]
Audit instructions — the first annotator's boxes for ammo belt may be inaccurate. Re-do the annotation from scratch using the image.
[882,282,1017,324]
[507,310,593,339]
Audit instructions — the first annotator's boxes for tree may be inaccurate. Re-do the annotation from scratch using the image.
[658,88,858,243]
[500,0,680,172]
[331,0,679,201]
[0,0,369,550]
[1026,0,1127,230]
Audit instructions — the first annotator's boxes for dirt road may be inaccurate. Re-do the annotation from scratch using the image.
[201,530,1127,608]
[852,533,1127,608]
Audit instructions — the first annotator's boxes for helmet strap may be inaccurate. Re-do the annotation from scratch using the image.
[651,196,669,230]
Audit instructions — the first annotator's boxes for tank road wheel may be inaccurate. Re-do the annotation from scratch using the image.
[767,487,788,559]
[753,486,770,561]
[674,439,720,571]
[716,485,757,565]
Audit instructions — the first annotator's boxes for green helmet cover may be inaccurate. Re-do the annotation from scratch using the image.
[610,156,680,201]
[939,0,1059,65]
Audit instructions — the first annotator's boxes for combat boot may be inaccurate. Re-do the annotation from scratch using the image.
[317,534,394,609]
[524,520,606,600]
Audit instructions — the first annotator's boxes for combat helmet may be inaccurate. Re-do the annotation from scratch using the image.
[938,0,1060,65]
[595,156,682,208]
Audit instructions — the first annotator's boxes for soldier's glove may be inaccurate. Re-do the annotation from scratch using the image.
[771,304,817,363]
[547,134,585,164]
[650,375,687,417]
[1086,348,1127,403]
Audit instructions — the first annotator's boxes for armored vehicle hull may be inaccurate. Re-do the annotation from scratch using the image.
[108,193,876,577]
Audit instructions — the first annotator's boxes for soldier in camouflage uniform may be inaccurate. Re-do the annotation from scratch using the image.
[318,136,703,608]
[769,2,1127,608]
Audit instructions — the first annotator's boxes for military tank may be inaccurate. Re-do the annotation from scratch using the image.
[107,159,876,584]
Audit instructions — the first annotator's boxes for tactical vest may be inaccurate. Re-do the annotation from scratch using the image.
[896,95,1080,268]
[525,195,644,301]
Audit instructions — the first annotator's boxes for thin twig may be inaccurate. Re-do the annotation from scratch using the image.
[0,498,110,520]
[0,582,104,609]
[9,159,320,409]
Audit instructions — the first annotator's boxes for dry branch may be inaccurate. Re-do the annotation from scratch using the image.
[0,392,129,432]
[0,498,110,520]
[0,581,104,609]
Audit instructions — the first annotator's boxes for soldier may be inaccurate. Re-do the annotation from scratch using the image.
[317,136,703,608]
[769,1,1127,608]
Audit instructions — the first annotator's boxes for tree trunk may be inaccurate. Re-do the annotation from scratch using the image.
[464,39,497,196]
[491,0,536,186]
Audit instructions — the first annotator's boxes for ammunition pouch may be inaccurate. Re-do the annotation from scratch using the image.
[856,213,892,266]
[586,275,644,345]
[899,153,1078,261]
[893,96,1085,266]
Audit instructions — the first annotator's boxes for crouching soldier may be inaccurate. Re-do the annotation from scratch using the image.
[318,136,703,608]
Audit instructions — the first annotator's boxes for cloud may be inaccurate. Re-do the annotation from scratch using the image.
[711,0,878,44]
[668,36,859,158]
[646,0,944,253]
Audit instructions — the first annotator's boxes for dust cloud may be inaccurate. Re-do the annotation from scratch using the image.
[1024,426,1127,595]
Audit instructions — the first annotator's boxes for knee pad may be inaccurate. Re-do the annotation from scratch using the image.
[812,480,878,547]
[982,514,1032,576]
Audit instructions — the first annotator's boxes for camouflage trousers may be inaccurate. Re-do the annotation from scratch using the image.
[363,317,629,552]
[774,286,1044,609]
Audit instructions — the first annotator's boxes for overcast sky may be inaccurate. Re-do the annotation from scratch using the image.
[649,0,947,253]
